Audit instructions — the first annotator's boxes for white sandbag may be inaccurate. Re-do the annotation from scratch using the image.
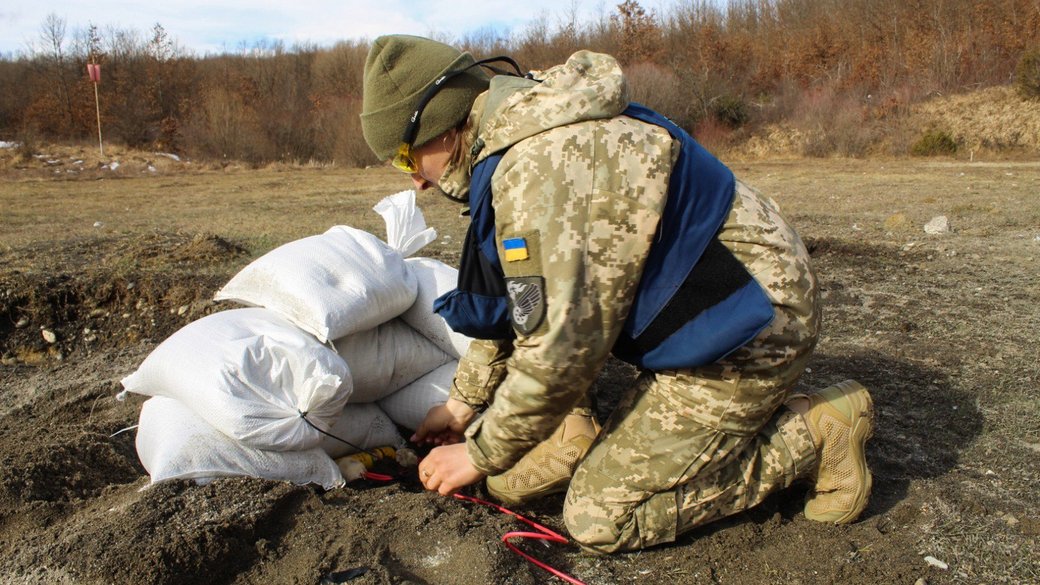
[214,226,417,342]
[136,396,344,489]
[333,318,452,403]
[378,361,456,431]
[373,190,437,258]
[120,308,351,452]
[319,403,405,459]
[400,257,474,359]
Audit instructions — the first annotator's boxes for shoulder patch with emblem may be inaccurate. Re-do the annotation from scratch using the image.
[505,276,545,335]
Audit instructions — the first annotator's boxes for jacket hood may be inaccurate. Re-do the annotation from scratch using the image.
[438,51,629,201]
[477,50,629,157]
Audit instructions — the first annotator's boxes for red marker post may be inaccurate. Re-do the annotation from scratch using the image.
[87,63,103,157]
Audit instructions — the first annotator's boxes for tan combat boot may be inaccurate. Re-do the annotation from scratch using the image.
[486,413,601,505]
[793,379,874,524]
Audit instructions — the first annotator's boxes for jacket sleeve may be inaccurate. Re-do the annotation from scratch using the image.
[464,117,673,474]
[449,338,511,411]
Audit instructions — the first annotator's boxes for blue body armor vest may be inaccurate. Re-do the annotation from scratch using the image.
[433,103,775,369]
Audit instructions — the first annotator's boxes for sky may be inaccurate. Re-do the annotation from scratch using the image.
[0,0,683,57]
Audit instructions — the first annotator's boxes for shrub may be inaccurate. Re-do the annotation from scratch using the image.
[796,91,877,158]
[624,62,703,133]
[911,129,958,156]
[711,94,749,128]
[15,125,39,162]
[1016,47,1040,100]
[692,116,733,153]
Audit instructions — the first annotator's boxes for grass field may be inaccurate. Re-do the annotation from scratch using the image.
[1,152,1038,584]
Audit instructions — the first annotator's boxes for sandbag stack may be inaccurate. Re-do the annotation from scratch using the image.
[121,190,472,489]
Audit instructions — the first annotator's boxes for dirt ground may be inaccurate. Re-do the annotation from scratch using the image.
[0,146,1038,585]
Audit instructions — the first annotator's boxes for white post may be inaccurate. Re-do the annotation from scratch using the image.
[93,79,104,158]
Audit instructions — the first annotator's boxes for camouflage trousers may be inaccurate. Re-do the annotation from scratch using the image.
[563,183,822,553]
[562,362,818,553]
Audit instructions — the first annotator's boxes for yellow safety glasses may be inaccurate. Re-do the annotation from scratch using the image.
[391,142,418,174]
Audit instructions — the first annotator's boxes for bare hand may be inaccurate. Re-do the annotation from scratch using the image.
[418,443,485,496]
[411,398,477,445]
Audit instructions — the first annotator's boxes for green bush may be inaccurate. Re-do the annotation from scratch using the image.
[1016,47,1040,100]
[911,129,958,156]
[711,94,749,128]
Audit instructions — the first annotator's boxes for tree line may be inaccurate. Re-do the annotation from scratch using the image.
[2,0,1038,164]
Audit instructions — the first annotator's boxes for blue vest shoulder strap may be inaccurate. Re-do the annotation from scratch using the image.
[431,152,513,340]
[611,104,774,368]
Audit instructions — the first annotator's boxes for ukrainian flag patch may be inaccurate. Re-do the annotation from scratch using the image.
[503,237,529,262]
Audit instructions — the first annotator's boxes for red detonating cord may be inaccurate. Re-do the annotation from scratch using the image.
[452,493,588,585]
[361,471,394,482]
[358,470,587,584]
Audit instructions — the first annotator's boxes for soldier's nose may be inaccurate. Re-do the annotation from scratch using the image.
[411,174,430,191]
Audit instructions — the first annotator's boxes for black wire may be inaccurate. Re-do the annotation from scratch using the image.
[298,411,384,462]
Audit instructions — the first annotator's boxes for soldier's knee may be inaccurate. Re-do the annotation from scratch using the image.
[563,489,632,554]
[564,481,678,554]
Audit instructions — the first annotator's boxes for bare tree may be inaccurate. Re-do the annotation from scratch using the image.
[40,13,75,132]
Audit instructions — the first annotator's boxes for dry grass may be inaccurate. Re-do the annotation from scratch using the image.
[914,85,1040,153]
[725,83,1040,160]
[0,149,451,258]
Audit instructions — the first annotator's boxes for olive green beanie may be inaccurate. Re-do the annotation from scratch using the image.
[361,35,489,161]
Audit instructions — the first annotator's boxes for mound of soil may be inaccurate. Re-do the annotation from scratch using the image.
[0,232,245,366]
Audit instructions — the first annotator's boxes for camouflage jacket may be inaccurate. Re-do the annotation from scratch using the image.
[438,51,814,475]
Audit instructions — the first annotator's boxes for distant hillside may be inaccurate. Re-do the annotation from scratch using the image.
[730,84,1040,159]
[915,86,1040,153]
